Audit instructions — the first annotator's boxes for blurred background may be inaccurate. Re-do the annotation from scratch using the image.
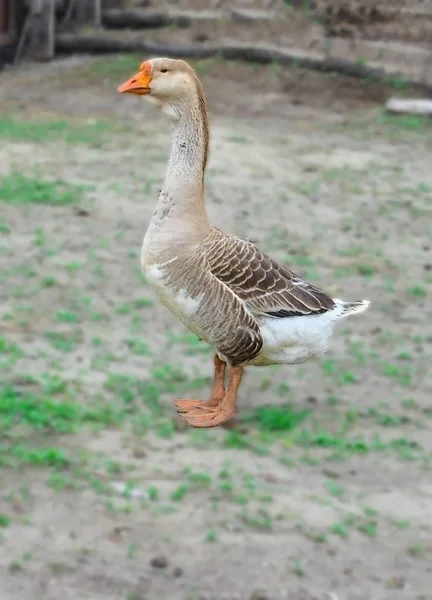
[0,1,431,599]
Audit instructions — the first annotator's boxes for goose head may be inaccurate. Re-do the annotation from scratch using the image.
[117,57,203,120]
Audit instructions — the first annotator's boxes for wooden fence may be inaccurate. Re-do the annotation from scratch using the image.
[0,0,102,65]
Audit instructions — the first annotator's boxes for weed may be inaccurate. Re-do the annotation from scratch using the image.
[292,557,306,577]
[357,519,378,537]
[127,543,137,559]
[241,509,272,531]
[170,484,188,502]
[325,479,344,498]
[0,515,10,527]
[393,518,410,529]
[253,405,309,431]
[186,470,212,487]
[147,486,159,501]
[0,337,24,366]
[408,285,427,299]
[407,543,425,557]
[126,338,151,356]
[206,528,217,542]
[46,472,74,491]
[55,310,80,324]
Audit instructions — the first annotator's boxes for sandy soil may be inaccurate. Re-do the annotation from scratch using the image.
[0,51,431,600]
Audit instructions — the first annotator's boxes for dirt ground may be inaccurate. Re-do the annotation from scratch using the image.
[0,51,431,600]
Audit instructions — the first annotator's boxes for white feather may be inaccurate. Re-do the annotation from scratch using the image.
[250,298,369,366]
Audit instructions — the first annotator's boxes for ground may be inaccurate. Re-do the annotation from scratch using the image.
[0,53,431,600]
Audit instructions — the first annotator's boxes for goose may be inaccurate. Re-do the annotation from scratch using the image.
[117,58,370,428]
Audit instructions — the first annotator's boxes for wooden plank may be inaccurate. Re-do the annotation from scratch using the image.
[54,33,432,94]
[386,97,432,117]
[101,9,275,29]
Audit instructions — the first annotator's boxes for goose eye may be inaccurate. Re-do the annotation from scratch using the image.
[160,68,168,73]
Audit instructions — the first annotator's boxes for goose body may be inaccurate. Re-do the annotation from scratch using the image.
[118,58,370,427]
[143,237,368,368]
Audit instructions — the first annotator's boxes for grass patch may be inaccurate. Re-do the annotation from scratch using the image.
[252,404,309,431]
[88,54,149,79]
[376,113,432,134]
[44,330,82,352]
[0,116,124,145]
[0,515,11,526]
[0,444,70,468]
[0,172,87,206]
[0,385,123,433]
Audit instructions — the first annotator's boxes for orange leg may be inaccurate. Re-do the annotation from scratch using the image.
[173,355,226,414]
[180,365,244,428]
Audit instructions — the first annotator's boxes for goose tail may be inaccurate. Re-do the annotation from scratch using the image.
[331,299,370,321]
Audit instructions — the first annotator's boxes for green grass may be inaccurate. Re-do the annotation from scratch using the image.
[0,515,11,527]
[44,330,82,352]
[88,54,144,78]
[0,361,211,444]
[0,385,123,433]
[376,113,432,133]
[0,172,87,206]
[0,444,70,468]
[252,404,309,431]
[0,116,128,145]
[170,484,188,502]
[341,110,432,145]
[0,336,24,366]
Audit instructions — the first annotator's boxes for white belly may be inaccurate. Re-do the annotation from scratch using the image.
[143,260,209,342]
[250,312,335,366]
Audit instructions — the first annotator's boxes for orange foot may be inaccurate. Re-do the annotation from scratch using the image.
[180,404,236,428]
[173,360,243,429]
[173,398,219,414]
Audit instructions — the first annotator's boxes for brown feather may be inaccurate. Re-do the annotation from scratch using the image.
[201,233,336,318]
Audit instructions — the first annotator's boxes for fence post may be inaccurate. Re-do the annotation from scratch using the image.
[28,0,55,60]
[75,0,102,28]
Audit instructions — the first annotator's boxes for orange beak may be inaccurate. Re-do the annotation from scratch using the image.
[117,61,152,95]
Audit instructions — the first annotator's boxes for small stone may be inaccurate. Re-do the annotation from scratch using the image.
[250,591,270,600]
[150,555,168,569]
[385,575,405,589]
[73,207,90,217]
[193,33,208,43]
[132,447,146,459]
[172,566,183,577]
[322,469,340,479]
